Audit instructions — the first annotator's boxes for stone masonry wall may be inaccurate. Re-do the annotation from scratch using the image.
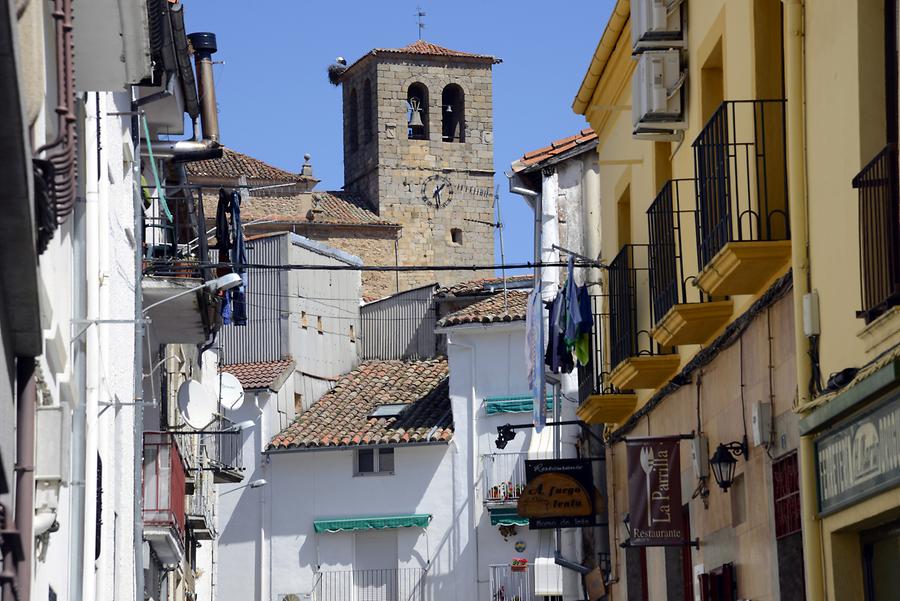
[342,54,496,292]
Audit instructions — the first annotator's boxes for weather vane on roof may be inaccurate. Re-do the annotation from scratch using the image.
[416,5,426,40]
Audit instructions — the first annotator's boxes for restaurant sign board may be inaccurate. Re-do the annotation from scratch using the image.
[518,458,595,529]
[815,391,900,515]
[626,436,686,546]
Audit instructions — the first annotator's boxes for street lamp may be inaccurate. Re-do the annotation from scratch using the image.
[142,272,242,314]
[494,419,605,450]
[708,436,748,492]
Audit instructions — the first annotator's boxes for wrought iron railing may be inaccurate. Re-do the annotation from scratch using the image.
[142,432,187,538]
[202,416,244,484]
[142,183,215,280]
[692,100,789,268]
[489,564,533,601]
[186,469,216,538]
[852,144,900,323]
[312,568,426,601]
[577,294,609,403]
[482,453,528,504]
[647,179,707,322]
[608,245,666,370]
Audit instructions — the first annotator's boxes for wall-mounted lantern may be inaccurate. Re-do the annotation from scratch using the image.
[708,436,748,492]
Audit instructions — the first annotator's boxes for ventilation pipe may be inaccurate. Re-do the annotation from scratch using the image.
[141,32,222,161]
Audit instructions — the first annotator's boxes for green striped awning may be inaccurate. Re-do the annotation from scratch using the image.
[484,394,553,415]
[489,507,529,527]
[314,514,431,533]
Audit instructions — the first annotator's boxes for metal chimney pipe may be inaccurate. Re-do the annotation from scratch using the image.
[188,32,220,143]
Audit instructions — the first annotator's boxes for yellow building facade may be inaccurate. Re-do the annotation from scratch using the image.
[572,0,899,599]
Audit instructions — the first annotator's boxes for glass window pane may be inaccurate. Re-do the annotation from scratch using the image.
[378,448,394,473]
[357,449,375,473]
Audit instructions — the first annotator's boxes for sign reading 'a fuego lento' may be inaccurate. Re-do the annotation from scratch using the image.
[517,459,596,529]
[626,436,686,546]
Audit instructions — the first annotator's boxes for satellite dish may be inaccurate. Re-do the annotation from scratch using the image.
[218,372,245,411]
[177,380,217,429]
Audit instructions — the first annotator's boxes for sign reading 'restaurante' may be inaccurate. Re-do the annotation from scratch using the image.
[626,436,686,546]
[518,458,595,529]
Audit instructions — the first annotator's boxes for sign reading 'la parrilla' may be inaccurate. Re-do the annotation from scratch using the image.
[626,436,686,546]
[517,459,595,529]
[816,391,900,515]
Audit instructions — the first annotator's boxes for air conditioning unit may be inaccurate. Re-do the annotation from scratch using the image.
[632,0,686,52]
[632,50,687,139]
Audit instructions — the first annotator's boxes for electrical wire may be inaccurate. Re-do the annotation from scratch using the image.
[143,259,596,273]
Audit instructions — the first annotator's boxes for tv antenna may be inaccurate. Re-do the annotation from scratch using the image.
[416,5,426,40]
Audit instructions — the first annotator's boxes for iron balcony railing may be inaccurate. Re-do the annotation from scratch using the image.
[852,144,900,323]
[142,432,187,538]
[482,453,528,504]
[312,568,426,601]
[142,183,215,280]
[186,469,216,538]
[647,179,708,322]
[692,100,790,268]
[609,245,668,370]
[489,564,534,601]
[202,416,244,484]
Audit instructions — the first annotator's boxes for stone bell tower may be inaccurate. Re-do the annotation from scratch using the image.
[339,40,500,290]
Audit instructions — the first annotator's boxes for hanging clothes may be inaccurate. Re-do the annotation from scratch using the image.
[545,288,574,374]
[563,256,592,366]
[215,188,231,256]
[229,189,247,326]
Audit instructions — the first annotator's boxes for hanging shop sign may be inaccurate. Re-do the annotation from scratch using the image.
[518,458,595,529]
[626,436,686,546]
[815,391,900,515]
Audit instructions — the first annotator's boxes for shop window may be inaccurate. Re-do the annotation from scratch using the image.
[348,88,359,152]
[355,448,395,476]
[363,79,373,145]
[407,83,429,140]
[450,228,463,245]
[441,84,465,142]
[698,563,735,601]
[773,452,806,600]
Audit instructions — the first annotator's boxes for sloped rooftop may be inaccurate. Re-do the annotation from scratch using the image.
[438,290,530,327]
[187,147,315,183]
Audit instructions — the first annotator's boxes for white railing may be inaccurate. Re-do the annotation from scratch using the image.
[312,568,426,601]
[489,564,533,601]
[482,453,527,504]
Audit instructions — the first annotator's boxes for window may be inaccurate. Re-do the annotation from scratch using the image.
[363,79,373,145]
[349,324,356,343]
[316,316,323,334]
[407,83,429,140]
[348,88,359,152]
[441,84,465,142]
[773,452,806,600]
[355,448,395,476]
[294,393,303,414]
[301,311,308,329]
[450,228,463,245]
[698,563,735,601]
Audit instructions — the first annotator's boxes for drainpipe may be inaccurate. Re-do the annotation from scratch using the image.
[783,1,824,599]
[14,358,36,601]
[131,104,146,601]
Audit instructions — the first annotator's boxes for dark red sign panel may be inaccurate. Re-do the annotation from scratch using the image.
[626,436,686,546]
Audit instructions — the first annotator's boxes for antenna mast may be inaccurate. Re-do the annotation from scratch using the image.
[416,5,426,40]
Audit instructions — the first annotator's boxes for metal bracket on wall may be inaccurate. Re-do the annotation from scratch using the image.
[70,318,148,343]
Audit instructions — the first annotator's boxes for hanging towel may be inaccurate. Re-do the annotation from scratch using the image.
[229,189,247,326]
[215,188,231,256]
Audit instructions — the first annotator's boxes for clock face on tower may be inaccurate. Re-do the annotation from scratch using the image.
[421,174,453,209]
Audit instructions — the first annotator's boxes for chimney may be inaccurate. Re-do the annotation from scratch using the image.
[188,32,220,143]
[301,153,314,178]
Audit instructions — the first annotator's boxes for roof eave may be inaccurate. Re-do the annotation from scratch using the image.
[572,0,630,116]
[265,439,452,455]
[515,138,600,175]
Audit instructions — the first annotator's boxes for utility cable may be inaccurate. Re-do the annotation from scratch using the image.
[143,259,596,273]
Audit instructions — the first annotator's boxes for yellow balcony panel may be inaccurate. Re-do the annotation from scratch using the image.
[577,393,639,425]
[608,354,681,390]
[696,240,791,297]
[651,300,734,347]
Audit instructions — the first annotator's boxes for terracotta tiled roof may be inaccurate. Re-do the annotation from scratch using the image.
[512,128,598,172]
[342,40,500,79]
[187,147,314,183]
[438,290,530,327]
[222,359,295,391]
[268,360,452,450]
[437,274,533,297]
[202,190,399,228]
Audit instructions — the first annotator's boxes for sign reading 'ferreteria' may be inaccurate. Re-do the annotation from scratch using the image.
[815,392,900,515]
[626,437,685,546]
[518,459,595,529]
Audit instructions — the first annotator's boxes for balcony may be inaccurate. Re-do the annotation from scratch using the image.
[202,417,245,484]
[143,433,187,564]
[142,183,222,344]
[482,453,527,505]
[647,179,733,347]
[576,294,637,425]
[489,564,534,601]
[312,568,426,601]
[693,100,791,297]
[607,245,679,391]
[186,469,216,541]
[853,144,899,324]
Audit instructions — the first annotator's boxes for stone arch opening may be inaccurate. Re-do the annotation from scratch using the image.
[442,83,465,142]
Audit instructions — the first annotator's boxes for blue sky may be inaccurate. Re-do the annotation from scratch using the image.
[186,1,613,268]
